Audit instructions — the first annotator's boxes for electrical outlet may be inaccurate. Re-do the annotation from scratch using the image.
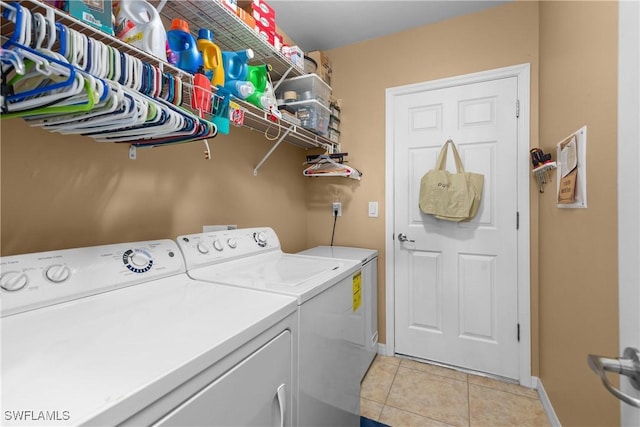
[332,202,342,217]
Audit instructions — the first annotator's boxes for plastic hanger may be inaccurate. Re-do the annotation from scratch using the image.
[0,48,25,74]
[303,154,362,180]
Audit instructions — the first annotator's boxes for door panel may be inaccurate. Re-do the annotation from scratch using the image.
[394,77,519,379]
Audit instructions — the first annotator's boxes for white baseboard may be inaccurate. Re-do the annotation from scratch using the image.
[533,376,561,427]
[377,343,387,356]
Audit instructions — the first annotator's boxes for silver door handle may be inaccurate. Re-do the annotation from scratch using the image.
[397,233,414,243]
[588,346,640,408]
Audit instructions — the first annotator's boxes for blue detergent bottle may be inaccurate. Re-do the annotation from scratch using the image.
[166,19,201,74]
[220,48,255,99]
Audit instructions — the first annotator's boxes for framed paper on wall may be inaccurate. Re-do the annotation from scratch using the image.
[556,126,587,208]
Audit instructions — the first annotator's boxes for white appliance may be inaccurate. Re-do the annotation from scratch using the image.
[1,240,297,427]
[298,246,378,379]
[176,227,364,427]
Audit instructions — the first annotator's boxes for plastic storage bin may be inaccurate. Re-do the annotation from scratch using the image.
[285,99,330,136]
[275,74,331,108]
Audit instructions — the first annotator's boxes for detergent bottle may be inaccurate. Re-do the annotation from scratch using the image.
[219,48,255,99]
[245,64,274,109]
[166,19,201,74]
[114,0,167,61]
[219,48,253,86]
[196,29,224,85]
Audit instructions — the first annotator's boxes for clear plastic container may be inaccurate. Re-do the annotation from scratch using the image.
[275,74,331,108]
[285,99,330,136]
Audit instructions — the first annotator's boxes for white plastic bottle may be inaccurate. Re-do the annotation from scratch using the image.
[114,0,167,61]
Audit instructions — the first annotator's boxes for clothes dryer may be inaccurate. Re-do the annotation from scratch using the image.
[298,246,379,380]
[177,227,364,427]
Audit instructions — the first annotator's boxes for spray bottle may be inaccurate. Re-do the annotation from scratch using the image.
[114,0,167,61]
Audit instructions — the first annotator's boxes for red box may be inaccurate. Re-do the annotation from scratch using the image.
[251,6,275,28]
[254,24,276,46]
[254,19,275,36]
[251,0,275,24]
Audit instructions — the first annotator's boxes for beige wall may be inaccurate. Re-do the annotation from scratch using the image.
[317,1,619,426]
[315,0,541,368]
[1,119,310,255]
[539,2,619,426]
[0,1,621,426]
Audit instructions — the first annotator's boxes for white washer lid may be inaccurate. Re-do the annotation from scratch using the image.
[298,246,378,264]
[187,251,361,303]
[1,275,296,426]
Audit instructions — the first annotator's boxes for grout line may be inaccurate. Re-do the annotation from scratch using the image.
[467,376,472,427]
[468,382,540,401]
[383,401,462,426]
[398,362,468,384]
[383,358,401,406]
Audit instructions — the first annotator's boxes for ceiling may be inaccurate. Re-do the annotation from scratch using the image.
[270,1,510,52]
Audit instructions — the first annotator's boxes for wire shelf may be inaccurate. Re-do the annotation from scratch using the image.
[5,0,337,155]
[158,0,304,80]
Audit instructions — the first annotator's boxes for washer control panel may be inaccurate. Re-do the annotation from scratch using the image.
[177,227,281,270]
[0,240,185,317]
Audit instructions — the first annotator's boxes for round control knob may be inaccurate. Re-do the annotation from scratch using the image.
[253,232,267,247]
[0,271,29,292]
[197,243,210,254]
[227,238,238,249]
[213,240,224,251]
[123,249,154,273]
[130,252,151,267]
[45,264,71,283]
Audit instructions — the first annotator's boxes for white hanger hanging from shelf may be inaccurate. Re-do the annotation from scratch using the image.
[303,154,362,180]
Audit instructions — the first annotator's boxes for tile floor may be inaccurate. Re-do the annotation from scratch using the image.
[360,355,551,427]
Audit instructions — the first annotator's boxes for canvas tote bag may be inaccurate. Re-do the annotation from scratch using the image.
[419,140,484,222]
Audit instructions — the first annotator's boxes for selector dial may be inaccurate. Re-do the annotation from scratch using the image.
[197,243,210,254]
[253,232,267,247]
[123,249,154,273]
[213,240,224,252]
[0,271,29,292]
[45,264,71,283]
[227,238,238,249]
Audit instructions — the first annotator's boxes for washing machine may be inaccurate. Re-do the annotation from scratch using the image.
[298,246,378,380]
[1,239,297,426]
[176,227,364,427]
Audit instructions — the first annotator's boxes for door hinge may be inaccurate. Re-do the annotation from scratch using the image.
[516,212,520,230]
[516,99,520,118]
[517,323,520,342]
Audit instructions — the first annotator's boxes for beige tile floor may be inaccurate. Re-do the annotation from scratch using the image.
[361,355,551,427]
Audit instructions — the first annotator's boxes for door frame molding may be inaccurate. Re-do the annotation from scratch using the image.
[618,1,639,424]
[384,63,532,386]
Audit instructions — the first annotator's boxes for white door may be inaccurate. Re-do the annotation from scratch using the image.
[618,1,640,424]
[392,75,521,380]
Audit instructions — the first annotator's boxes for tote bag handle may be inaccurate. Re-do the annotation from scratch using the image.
[435,139,466,173]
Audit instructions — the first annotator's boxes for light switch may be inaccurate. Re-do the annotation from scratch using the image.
[368,202,379,218]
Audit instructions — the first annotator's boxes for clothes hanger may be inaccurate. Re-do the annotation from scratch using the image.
[0,48,25,74]
[1,1,217,148]
[303,154,362,180]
